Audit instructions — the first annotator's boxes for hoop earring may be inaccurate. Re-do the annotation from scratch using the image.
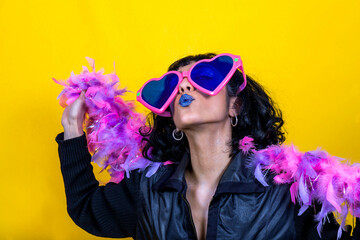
[172,129,183,141]
[231,115,238,127]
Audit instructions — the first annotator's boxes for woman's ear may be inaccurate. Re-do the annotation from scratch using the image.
[228,96,240,117]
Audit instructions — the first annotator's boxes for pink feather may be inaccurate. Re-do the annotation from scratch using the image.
[238,136,256,154]
[54,57,172,183]
[242,142,360,239]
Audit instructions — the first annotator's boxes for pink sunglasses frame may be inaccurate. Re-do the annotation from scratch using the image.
[136,53,247,117]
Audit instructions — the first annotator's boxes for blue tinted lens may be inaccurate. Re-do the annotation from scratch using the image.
[141,73,179,109]
[190,55,234,91]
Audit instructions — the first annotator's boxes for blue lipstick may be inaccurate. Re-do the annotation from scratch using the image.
[179,94,194,107]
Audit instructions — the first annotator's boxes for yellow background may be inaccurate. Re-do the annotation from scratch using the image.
[1,0,359,239]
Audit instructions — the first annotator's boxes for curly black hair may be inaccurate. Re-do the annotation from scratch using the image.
[139,53,286,163]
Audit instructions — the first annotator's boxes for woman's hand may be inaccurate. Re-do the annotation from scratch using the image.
[62,91,86,140]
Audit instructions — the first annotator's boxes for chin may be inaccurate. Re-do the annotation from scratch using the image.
[174,111,203,129]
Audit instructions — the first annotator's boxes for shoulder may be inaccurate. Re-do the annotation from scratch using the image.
[125,162,178,189]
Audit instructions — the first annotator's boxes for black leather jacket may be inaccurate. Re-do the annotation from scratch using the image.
[145,150,297,239]
[57,133,357,239]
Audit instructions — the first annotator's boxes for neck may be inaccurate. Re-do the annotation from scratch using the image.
[184,122,233,188]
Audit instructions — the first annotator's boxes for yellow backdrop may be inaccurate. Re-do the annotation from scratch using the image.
[1,0,359,239]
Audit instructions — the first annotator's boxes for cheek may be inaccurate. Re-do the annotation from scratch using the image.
[207,101,229,118]
[209,90,229,112]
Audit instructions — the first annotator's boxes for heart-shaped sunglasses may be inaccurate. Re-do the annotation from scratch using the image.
[136,53,247,117]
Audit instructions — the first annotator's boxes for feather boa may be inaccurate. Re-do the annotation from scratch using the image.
[53,57,169,183]
[55,58,359,239]
[239,137,360,239]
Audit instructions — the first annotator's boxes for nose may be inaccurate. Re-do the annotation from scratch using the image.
[178,74,195,93]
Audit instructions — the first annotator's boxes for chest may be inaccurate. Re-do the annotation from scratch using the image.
[185,185,215,240]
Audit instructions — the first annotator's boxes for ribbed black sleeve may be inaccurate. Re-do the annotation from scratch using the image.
[56,132,140,238]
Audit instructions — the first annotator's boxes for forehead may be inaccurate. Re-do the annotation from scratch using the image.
[177,61,196,73]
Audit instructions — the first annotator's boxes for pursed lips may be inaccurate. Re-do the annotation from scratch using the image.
[179,94,195,107]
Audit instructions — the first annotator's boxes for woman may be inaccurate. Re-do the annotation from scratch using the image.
[57,53,358,239]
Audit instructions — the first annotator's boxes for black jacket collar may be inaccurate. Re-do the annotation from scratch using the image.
[153,150,267,195]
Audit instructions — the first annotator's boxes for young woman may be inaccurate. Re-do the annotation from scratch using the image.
[56,53,358,239]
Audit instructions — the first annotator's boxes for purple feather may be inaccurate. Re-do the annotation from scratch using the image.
[254,164,269,187]
[317,221,323,238]
[246,142,360,238]
[298,204,309,216]
[337,204,349,240]
[298,173,310,204]
[145,162,162,177]
[54,57,172,183]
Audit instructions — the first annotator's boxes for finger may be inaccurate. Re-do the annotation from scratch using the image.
[71,92,86,110]
[80,91,86,99]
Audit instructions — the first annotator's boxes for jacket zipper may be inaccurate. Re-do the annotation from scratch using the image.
[181,194,198,240]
